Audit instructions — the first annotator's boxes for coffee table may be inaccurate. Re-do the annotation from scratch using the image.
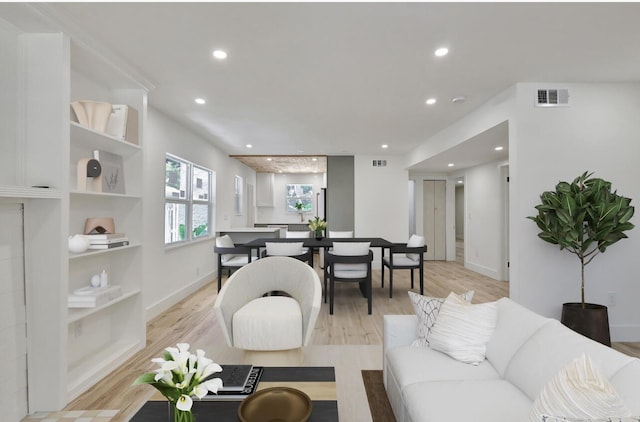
[130,366,338,421]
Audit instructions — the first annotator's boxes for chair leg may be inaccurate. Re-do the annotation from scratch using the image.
[420,265,424,295]
[367,279,372,315]
[381,264,385,288]
[389,268,393,298]
[329,278,335,315]
[411,269,415,289]
[217,267,223,292]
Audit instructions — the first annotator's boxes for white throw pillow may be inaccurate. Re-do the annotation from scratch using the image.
[265,242,304,256]
[408,290,474,348]
[216,234,237,262]
[529,354,632,422]
[405,234,425,261]
[428,292,497,365]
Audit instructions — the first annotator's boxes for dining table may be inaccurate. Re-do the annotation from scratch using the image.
[243,236,395,270]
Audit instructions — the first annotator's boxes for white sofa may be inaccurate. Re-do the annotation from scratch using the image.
[383,297,640,421]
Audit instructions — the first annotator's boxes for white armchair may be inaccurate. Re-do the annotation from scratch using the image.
[213,256,322,351]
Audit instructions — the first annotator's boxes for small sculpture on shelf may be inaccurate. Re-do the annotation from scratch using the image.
[76,158,102,192]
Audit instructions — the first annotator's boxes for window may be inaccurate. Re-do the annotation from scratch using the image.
[234,175,243,215]
[286,184,313,213]
[165,154,213,245]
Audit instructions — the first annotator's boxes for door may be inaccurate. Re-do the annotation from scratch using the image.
[423,180,446,260]
[0,203,28,420]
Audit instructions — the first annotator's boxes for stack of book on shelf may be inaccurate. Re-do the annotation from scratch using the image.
[86,233,129,250]
[204,365,263,401]
[68,285,123,308]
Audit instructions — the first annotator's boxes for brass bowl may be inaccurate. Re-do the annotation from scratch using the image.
[238,387,312,422]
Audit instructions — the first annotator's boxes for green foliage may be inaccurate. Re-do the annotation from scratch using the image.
[528,171,634,306]
[308,216,328,232]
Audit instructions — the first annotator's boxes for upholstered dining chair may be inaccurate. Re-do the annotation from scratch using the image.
[214,235,257,292]
[319,230,354,268]
[324,242,373,315]
[213,256,322,351]
[261,241,313,265]
[381,234,427,298]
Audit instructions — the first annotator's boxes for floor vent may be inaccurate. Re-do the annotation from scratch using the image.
[372,160,387,167]
[536,88,570,107]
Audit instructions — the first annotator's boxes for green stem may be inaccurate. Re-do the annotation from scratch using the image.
[172,405,194,422]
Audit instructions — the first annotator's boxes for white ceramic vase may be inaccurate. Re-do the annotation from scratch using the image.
[68,234,90,253]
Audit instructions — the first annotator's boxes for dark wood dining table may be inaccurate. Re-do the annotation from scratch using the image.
[243,237,394,269]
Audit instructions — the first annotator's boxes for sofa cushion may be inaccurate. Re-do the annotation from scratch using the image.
[539,418,640,422]
[610,360,640,415]
[485,297,553,377]
[408,290,474,347]
[386,345,501,390]
[529,354,631,422]
[504,320,636,402]
[403,379,532,422]
[428,292,498,365]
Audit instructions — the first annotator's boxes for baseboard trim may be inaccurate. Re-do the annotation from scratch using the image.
[145,272,214,321]
[464,261,499,280]
[610,324,640,342]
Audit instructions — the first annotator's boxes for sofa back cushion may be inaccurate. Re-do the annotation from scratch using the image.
[609,360,640,415]
[504,319,636,402]
[485,297,552,377]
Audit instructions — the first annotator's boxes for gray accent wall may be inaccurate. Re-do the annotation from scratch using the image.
[327,156,354,232]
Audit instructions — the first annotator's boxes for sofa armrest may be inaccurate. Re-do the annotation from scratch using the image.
[383,314,419,355]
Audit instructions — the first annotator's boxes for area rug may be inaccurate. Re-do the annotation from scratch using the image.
[362,370,396,422]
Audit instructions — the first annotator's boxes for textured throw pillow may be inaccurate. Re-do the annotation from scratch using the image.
[265,242,304,256]
[530,354,632,422]
[428,292,498,365]
[408,290,474,348]
[216,234,237,262]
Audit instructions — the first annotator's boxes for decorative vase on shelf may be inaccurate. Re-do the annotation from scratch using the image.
[68,234,90,253]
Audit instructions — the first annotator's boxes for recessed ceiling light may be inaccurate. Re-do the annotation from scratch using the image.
[212,49,227,60]
[434,47,449,57]
[457,180,463,184]
[381,144,389,149]
[246,144,253,148]
[312,157,318,161]
[495,146,504,151]
[448,163,454,167]
[194,98,206,105]
[425,98,437,105]
[266,157,272,161]
[452,96,466,103]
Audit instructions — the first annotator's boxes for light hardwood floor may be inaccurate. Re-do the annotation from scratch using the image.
[59,247,640,422]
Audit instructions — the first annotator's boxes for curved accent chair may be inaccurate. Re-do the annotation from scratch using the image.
[213,256,322,351]
[381,234,427,298]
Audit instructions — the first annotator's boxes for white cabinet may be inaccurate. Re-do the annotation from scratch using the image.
[256,172,275,207]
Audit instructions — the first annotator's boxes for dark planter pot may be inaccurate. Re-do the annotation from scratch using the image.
[561,302,611,347]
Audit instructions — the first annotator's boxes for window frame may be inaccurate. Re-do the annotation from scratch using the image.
[165,153,213,246]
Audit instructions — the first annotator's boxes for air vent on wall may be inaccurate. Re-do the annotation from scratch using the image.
[372,159,387,167]
[536,88,570,107]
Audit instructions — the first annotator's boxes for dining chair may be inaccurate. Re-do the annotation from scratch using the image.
[324,242,373,315]
[381,234,427,298]
[214,234,257,292]
[319,230,354,268]
[261,241,313,265]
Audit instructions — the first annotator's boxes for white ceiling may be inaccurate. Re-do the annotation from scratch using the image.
[5,2,640,173]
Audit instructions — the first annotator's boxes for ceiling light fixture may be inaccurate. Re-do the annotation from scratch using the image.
[434,47,449,57]
[212,49,227,60]
[266,157,272,161]
[246,144,253,148]
[194,98,206,105]
[448,163,454,167]
[381,144,389,149]
[457,180,463,184]
[495,146,504,151]
[425,98,437,105]
[451,96,466,103]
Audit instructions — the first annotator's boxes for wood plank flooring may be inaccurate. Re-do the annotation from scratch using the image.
[52,245,639,422]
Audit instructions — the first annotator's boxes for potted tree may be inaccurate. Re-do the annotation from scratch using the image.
[528,171,634,346]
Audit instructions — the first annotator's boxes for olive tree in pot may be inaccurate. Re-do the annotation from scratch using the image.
[528,171,634,346]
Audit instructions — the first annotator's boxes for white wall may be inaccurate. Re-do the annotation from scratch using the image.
[510,82,640,340]
[0,18,19,185]
[256,173,325,224]
[354,155,409,263]
[143,107,255,319]
[464,160,506,279]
